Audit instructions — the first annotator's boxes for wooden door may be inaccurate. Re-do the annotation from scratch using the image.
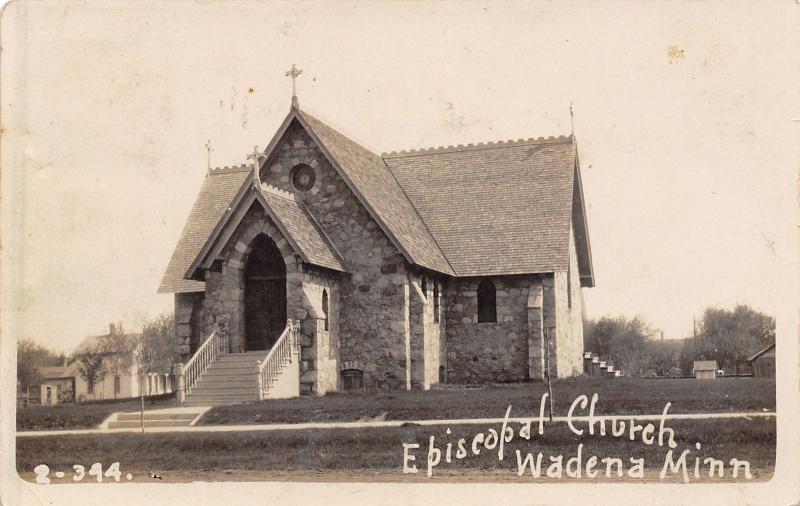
[244,235,287,351]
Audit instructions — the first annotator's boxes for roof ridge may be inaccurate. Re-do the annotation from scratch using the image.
[208,164,251,175]
[381,135,573,158]
[259,183,297,201]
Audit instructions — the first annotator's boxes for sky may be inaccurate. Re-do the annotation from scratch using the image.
[2,1,798,353]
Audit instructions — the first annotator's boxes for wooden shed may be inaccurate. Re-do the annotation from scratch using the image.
[693,360,718,380]
[747,343,775,379]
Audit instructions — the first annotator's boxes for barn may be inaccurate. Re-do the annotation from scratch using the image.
[747,343,775,379]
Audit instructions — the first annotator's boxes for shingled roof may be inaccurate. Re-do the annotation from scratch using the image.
[384,137,591,279]
[184,176,348,278]
[158,105,595,293]
[158,166,251,293]
[293,109,454,275]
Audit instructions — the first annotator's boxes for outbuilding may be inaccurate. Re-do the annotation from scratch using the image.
[693,360,718,380]
[747,343,775,379]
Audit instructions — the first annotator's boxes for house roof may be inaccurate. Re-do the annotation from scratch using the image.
[384,137,591,279]
[693,360,718,371]
[72,333,141,355]
[746,342,775,362]
[159,105,596,292]
[185,176,349,277]
[158,166,251,293]
[37,366,73,380]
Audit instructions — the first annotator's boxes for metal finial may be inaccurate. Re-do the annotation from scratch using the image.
[285,64,303,108]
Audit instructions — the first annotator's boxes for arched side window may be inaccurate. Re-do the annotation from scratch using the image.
[421,276,428,299]
[477,278,497,323]
[433,282,440,323]
[322,289,329,331]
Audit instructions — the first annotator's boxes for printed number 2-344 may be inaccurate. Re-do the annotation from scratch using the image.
[33,463,122,483]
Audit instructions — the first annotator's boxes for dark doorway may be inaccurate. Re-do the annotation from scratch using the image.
[244,234,287,351]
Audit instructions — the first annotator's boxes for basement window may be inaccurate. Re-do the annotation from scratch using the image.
[341,369,364,391]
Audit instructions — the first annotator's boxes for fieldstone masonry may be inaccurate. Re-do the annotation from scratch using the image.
[173,117,588,394]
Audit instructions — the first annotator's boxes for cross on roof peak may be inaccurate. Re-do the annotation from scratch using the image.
[285,64,303,108]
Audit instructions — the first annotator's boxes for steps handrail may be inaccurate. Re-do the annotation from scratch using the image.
[257,319,300,398]
[183,330,228,395]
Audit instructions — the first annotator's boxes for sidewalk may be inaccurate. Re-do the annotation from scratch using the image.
[16,410,776,437]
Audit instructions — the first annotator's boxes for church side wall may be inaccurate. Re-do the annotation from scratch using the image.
[261,123,408,390]
[444,276,536,383]
[553,226,585,378]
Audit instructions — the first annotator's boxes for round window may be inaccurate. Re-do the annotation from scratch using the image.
[292,164,316,192]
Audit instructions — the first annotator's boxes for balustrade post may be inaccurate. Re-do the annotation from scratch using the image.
[175,363,185,405]
[256,360,264,400]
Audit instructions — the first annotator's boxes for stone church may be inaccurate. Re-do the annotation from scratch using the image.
[158,97,595,402]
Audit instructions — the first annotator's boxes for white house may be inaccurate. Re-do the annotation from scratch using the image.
[71,326,173,402]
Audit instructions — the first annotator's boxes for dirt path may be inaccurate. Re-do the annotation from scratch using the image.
[16,467,775,484]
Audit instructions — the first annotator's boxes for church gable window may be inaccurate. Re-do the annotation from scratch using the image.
[291,163,316,192]
[477,278,497,323]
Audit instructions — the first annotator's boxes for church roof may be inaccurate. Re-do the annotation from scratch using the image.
[384,137,591,279]
[294,110,455,275]
[158,105,595,293]
[183,176,348,279]
[158,166,251,293]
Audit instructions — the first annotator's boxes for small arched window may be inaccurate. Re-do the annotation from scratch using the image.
[321,289,329,331]
[477,278,497,323]
[433,282,440,323]
[421,276,428,298]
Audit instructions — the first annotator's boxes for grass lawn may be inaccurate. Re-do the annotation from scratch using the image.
[16,417,775,483]
[16,394,176,431]
[198,377,775,426]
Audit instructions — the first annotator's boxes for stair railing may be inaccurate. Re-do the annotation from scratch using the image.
[256,319,300,399]
[179,330,229,400]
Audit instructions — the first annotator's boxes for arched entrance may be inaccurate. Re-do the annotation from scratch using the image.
[243,234,287,351]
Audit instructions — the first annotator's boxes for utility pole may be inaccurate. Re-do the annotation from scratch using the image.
[544,328,554,422]
[140,333,145,434]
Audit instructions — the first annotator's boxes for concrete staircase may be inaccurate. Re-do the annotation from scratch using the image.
[183,351,263,407]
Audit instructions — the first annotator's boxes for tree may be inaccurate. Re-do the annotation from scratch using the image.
[17,339,66,391]
[141,313,176,374]
[584,315,656,376]
[72,347,108,395]
[100,323,140,399]
[694,305,775,374]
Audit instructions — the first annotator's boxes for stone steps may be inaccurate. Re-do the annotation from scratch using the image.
[107,410,200,429]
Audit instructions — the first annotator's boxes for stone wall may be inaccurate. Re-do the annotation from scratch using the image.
[260,121,409,390]
[553,225,585,377]
[298,267,339,394]
[174,291,204,364]
[444,276,538,383]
